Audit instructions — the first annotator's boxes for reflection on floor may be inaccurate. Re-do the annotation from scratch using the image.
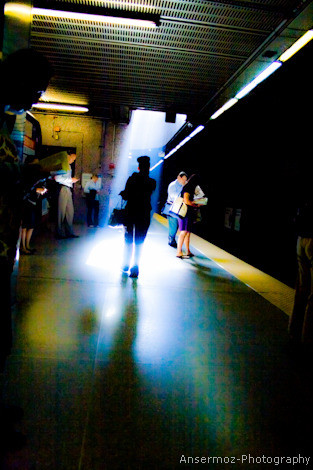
[1,219,312,469]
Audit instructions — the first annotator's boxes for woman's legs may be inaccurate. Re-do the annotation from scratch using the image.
[20,228,34,253]
[25,228,34,250]
[177,230,187,256]
[20,228,27,251]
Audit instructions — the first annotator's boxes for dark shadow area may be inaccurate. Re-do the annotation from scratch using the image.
[160,40,313,289]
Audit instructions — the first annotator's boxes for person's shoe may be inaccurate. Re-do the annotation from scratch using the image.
[168,241,177,248]
[129,266,139,278]
[121,266,129,274]
[20,248,32,255]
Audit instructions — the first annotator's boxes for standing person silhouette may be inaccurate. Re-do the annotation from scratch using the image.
[176,174,201,259]
[120,156,156,278]
[0,48,52,467]
[166,171,188,247]
[0,48,52,372]
[84,174,101,227]
[53,150,79,239]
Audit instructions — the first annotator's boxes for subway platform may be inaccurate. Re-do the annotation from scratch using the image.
[1,215,312,469]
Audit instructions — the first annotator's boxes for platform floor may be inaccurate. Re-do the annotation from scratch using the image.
[2,217,312,469]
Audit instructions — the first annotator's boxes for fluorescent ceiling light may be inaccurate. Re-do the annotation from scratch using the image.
[189,125,205,138]
[235,61,282,100]
[164,125,205,159]
[279,30,313,62]
[32,103,89,112]
[210,98,238,120]
[4,3,32,20]
[150,159,164,171]
[32,7,158,28]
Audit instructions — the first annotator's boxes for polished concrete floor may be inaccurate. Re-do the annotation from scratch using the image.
[2,218,312,469]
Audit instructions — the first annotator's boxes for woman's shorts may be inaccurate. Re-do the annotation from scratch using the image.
[179,215,194,232]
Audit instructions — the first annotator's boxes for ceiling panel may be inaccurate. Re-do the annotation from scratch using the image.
[29,0,313,121]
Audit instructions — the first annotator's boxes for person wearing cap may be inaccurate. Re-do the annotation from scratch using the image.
[166,171,188,247]
[120,156,156,278]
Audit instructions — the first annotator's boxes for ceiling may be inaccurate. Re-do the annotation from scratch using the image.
[28,0,313,123]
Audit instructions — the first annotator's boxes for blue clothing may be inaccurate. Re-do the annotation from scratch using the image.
[84,178,102,201]
[167,179,183,204]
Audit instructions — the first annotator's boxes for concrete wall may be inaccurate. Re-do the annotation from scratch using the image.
[32,112,129,225]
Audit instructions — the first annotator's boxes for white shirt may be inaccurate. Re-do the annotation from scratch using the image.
[167,179,183,204]
[53,170,73,188]
[84,179,102,200]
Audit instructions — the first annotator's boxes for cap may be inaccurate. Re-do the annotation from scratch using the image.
[137,156,150,165]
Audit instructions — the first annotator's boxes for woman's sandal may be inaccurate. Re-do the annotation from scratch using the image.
[20,249,32,255]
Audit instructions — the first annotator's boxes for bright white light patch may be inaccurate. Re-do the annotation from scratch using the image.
[4,3,32,20]
[32,103,89,112]
[235,62,282,99]
[164,125,204,159]
[32,8,157,28]
[279,30,313,62]
[210,98,238,120]
[86,229,124,271]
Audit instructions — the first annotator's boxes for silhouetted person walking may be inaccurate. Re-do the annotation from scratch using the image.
[120,156,156,278]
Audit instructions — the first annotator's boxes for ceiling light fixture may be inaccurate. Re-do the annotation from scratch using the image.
[164,125,204,159]
[32,103,89,112]
[32,2,160,27]
[235,61,282,100]
[150,159,164,172]
[278,29,313,62]
[210,98,238,120]
[4,3,32,20]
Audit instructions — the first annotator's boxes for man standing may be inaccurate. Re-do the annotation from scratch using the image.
[120,156,156,278]
[53,150,79,239]
[84,174,102,227]
[166,171,188,247]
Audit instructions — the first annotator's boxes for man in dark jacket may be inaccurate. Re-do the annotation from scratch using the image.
[120,156,156,278]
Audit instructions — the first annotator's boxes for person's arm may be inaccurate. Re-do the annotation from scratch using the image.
[119,176,132,200]
[183,192,200,207]
[54,173,73,186]
[54,172,79,186]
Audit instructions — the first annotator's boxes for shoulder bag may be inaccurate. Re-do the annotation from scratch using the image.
[169,193,188,218]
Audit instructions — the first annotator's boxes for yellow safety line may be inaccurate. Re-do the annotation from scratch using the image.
[154,213,294,316]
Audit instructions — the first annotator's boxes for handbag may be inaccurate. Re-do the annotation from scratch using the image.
[108,197,127,227]
[169,195,188,218]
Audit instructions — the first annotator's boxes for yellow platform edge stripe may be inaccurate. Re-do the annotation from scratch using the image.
[154,213,294,317]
